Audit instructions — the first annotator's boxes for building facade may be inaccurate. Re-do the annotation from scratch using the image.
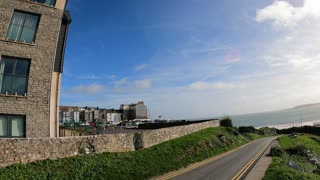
[120,101,149,121]
[0,0,71,138]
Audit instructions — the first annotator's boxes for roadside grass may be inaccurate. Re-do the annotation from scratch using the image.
[243,133,266,140]
[264,135,320,180]
[0,127,249,180]
[279,135,320,154]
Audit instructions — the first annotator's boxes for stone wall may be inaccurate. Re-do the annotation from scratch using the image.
[0,120,220,167]
[0,133,135,167]
[141,120,220,148]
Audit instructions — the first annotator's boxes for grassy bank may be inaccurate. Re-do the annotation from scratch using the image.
[0,127,250,180]
[264,135,320,180]
[244,133,266,140]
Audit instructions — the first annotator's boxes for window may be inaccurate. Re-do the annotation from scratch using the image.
[0,57,30,96]
[31,0,56,7]
[6,11,40,43]
[0,114,26,138]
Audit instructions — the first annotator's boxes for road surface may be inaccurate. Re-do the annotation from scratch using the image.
[170,137,276,180]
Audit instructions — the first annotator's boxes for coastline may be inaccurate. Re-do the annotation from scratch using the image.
[258,120,320,130]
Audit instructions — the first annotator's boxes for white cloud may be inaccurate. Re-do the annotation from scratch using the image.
[256,0,320,28]
[114,78,129,88]
[134,79,152,89]
[188,81,240,91]
[79,74,115,80]
[113,78,152,92]
[134,64,147,72]
[68,84,106,94]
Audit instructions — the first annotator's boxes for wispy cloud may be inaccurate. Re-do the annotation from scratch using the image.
[134,79,152,89]
[113,78,152,92]
[79,74,116,80]
[188,81,241,91]
[134,64,147,72]
[67,83,106,94]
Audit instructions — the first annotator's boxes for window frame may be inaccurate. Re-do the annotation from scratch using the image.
[0,114,26,138]
[0,56,31,96]
[30,0,57,7]
[6,10,41,44]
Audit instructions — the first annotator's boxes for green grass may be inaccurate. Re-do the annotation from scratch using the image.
[279,135,320,154]
[0,127,249,180]
[244,133,265,140]
[264,135,320,180]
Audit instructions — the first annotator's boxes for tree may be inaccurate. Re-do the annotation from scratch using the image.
[220,116,233,127]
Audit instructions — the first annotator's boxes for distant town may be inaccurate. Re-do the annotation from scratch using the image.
[59,101,150,126]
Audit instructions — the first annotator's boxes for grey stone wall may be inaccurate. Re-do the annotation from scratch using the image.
[141,120,220,148]
[0,120,220,167]
[0,0,64,137]
[0,133,136,167]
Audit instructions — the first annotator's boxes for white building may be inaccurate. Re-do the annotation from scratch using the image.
[74,111,80,123]
[107,112,122,123]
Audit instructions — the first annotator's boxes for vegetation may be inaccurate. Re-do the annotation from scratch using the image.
[243,133,265,140]
[220,116,233,127]
[0,127,249,180]
[277,126,320,136]
[264,135,320,180]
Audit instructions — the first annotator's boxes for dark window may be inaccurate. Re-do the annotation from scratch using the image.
[0,57,30,96]
[0,114,26,138]
[31,0,56,7]
[6,11,40,43]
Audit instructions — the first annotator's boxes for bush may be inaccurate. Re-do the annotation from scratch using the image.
[286,145,308,156]
[277,126,320,136]
[269,146,283,157]
[220,117,233,127]
[238,126,256,133]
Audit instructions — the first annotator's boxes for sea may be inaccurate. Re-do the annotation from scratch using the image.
[229,104,320,129]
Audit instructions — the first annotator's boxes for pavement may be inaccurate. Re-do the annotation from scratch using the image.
[153,137,277,180]
[245,139,279,180]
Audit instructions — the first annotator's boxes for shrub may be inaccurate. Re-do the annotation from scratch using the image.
[286,145,308,156]
[269,146,283,157]
[220,117,233,127]
[238,126,256,133]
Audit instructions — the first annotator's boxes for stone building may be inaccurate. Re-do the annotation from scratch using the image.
[120,101,149,121]
[0,0,71,138]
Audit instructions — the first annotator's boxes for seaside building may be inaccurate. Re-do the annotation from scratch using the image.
[59,106,80,124]
[0,0,71,138]
[120,101,150,121]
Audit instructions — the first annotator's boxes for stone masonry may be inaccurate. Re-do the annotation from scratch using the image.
[0,120,220,167]
[0,0,66,137]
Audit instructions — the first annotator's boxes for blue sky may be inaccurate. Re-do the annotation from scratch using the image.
[61,0,320,119]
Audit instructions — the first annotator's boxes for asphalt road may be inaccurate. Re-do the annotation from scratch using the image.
[171,137,276,180]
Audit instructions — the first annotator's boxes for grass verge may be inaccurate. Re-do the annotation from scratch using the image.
[243,133,266,140]
[0,127,248,180]
[264,135,320,180]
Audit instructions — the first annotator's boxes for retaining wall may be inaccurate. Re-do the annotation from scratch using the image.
[0,120,220,167]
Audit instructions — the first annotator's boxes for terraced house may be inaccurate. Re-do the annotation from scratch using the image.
[0,0,71,138]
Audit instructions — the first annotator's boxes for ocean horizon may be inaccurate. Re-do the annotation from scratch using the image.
[190,104,320,128]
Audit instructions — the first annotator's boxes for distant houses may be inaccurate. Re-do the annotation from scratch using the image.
[59,101,150,125]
